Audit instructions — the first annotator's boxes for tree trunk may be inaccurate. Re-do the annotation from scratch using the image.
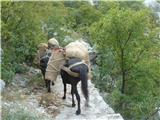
[121,50,125,94]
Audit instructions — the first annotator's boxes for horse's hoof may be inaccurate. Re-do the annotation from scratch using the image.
[76,110,81,115]
[72,103,76,107]
[85,101,89,107]
[62,96,66,100]
[52,81,55,85]
[48,90,51,93]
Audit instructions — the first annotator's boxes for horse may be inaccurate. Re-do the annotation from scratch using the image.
[39,56,51,87]
[45,41,91,92]
[60,57,89,115]
[45,46,90,93]
[45,48,89,115]
[34,48,54,87]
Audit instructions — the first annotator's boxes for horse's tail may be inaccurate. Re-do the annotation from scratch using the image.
[80,65,89,102]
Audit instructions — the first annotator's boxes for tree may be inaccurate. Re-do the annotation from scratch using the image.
[90,7,160,119]
[96,1,145,15]
[1,2,63,82]
[65,3,102,39]
[90,8,152,93]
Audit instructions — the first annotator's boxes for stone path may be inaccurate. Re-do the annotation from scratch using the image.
[2,67,123,120]
[53,75,123,120]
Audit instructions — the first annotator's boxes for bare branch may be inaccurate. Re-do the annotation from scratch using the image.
[123,30,133,49]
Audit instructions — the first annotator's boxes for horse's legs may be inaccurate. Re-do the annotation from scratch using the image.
[71,85,76,107]
[62,82,67,99]
[52,81,55,85]
[75,87,81,115]
[45,79,48,88]
[43,75,48,88]
[41,69,47,88]
[44,69,54,86]
[46,79,51,92]
[43,73,54,88]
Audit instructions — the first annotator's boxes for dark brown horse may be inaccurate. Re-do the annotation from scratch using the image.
[39,52,54,87]
[44,45,90,115]
[60,58,89,115]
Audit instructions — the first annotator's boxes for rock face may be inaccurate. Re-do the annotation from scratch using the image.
[52,75,124,120]
[0,79,5,92]
[2,67,123,120]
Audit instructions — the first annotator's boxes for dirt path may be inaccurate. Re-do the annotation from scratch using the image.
[1,67,123,120]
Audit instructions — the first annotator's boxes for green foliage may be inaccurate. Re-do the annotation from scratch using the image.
[65,3,102,37]
[1,2,47,82]
[40,2,68,43]
[1,1,160,119]
[97,1,145,15]
[1,67,15,85]
[90,7,152,87]
[3,108,38,120]
[13,63,28,74]
[92,48,119,92]
[64,1,90,8]
[108,60,160,119]
[28,73,44,87]
[1,1,79,83]
[97,1,119,14]
[2,104,46,120]
[90,6,160,119]
[118,1,145,10]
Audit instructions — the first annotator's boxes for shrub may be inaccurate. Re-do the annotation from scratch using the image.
[2,104,46,120]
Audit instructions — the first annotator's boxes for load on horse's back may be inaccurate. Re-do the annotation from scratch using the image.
[33,38,59,86]
[45,40,91,83]
[34,43,48,65]
[48,38,59,49]
[65,41,90,65]
[34,38,59,66]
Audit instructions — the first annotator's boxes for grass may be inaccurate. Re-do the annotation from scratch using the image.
[3,107,39,120]
[28,73,44,87]
[2,103,48,120]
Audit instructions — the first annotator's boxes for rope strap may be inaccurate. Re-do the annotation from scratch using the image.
[46,64,59,72]
[61,61,88,77]
[68,60,87,69]
[46,58,65,72]
[61,66,79,77]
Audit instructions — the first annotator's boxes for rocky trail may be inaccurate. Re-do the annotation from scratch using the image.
[1,66,123,120]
